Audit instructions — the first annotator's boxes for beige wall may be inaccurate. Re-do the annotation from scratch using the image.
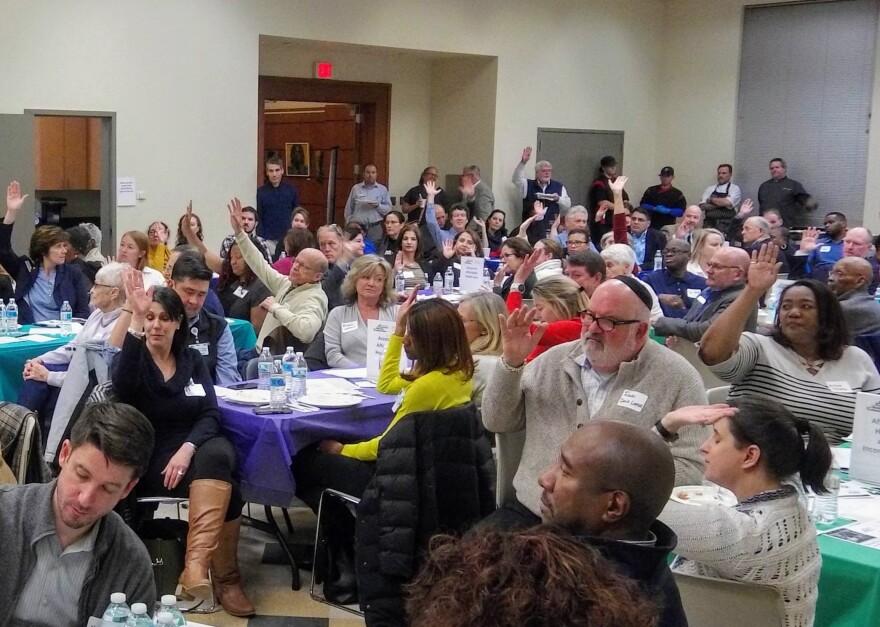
[660,0,880,230]
[0,0,666,246]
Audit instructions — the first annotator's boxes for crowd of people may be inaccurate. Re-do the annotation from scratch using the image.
[0,145,875,626]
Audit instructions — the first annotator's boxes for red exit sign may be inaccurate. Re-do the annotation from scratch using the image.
[315,62,333,79]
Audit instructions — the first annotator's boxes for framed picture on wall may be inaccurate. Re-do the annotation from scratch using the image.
[285,142,310,177]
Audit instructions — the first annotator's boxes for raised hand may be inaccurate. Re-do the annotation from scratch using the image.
[493,262,508,286]
[521,147,532,163]
[181,201,198,243]
[473,217,485,232]
[737,198,754,219]
[798,227,820,253]
[514,249,544,284]
[551,213,561,234]
[227,197,245,234]
[6,181,27,214]
[608,175,628,195]
[532,200,546,219]
[122,266,152,319]
[499,305,546,368]
[442,238,455,259]
[424,179,438,199]
[395,286,419,336]
[747,243,782,293]
[459,178,475,198]
[394,251,404,271]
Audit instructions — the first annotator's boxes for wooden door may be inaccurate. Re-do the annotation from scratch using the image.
[34,116,65,190]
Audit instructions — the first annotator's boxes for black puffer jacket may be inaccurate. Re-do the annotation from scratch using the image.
[355,403,495,627]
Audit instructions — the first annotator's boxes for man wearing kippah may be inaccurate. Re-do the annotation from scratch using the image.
[481,277,709,530]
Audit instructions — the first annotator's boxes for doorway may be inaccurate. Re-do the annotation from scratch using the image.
[536,128,625,210]
[258,76,390,227]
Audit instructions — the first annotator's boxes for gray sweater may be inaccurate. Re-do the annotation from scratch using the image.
[482,339,709,515]
[323,303,399,368]
[839,289,880,340]
[0,481,156,626]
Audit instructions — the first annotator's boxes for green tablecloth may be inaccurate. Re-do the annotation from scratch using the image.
[814,442,880,627]
[0,318,258,403]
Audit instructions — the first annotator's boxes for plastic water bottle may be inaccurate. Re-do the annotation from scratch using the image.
[432,272,444,296]
[291,351,308,399]
[124,603,152,627]
[395,268,406,294]
[0,300,7,336]
[444,266,455,292]
[60,300,73,333]
[152,594,186,626]
[257,346,272,390]
[815,458,841,524]
[156,612,175,625]
[6,298,18,334]
[270,360,287,410]
[653,250,663,271]
[101,592,130,626]
[281,346,296,398]
[482,267,492,290]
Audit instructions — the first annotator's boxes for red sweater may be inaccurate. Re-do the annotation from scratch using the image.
[506,291,582,362]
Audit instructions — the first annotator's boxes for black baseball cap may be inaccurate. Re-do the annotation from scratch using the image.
[659,166,675,177]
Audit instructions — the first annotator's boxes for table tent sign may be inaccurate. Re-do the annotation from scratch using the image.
[851,392,880,486]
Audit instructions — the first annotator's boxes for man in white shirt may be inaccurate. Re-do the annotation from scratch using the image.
[699,163,742,235]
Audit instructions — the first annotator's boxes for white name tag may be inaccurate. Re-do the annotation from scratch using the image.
[827,381,853,394]
[341,321,359,334]
[453,262,461,270]
[402,270,415,279]
[617,389,648,412]
[695,295,706,304]
[191,342,209,356]
[233,285,249,298]
[820,245,831,253]
[185,381,206,397]
[686,289,702,299]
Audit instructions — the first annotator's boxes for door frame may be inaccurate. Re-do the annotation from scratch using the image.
[26,109,117,255]
[257,76,390,188]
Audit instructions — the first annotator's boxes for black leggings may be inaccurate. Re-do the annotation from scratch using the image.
[292,445,375,540]
[140,436,244,522]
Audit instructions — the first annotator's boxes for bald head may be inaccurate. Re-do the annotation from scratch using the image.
[844,227,874,259]
[290,247,328,285]
[544,421,675,537]
[829,257,873,296]
[706,246,750,289]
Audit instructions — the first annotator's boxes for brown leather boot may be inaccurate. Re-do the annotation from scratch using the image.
[177,479,232,601]
[212,517,256,617]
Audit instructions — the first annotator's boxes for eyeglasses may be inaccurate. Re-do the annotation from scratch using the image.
[705,262,739,270]
[92,283,116,289]
[579,310,640,332]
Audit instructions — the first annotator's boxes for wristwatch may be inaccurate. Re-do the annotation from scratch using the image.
[654,419,679,443]
[511,282,526,293]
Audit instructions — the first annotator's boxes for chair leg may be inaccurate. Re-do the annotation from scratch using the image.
[282,507,294,534]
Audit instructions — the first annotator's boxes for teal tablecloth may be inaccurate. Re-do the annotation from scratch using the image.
[814,442,880,627]
[0,318,258,403]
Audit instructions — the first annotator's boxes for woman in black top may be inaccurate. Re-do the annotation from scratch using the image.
[375,210,405,265]
[492,238,536,299]
[217,241,271,335]
[109,273,254,616]
[485,209,509,257]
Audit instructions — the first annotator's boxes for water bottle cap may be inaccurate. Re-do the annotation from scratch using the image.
[110,592,126,603]
[157,611,174,624]
[161,594,177,605]
[131,602,147,614]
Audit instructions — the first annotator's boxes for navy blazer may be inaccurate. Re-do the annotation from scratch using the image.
[0,222,91,324]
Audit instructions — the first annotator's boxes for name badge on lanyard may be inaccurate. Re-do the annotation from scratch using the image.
[191,342,209,356]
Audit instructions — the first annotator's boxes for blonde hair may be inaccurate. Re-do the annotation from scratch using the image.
[531,276,584,321]
[460,292,506,356]
[690,228,725,265]
[340,254,396,307]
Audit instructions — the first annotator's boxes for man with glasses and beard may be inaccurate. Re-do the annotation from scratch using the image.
[481,277,708,530]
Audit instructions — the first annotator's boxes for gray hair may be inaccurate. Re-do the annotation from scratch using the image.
[462,165,481,178]
[534,160,552,172]
[79,222,101,249]
[95,261,126,287]
[567,205,588,219]
[600,244,637,274]
[745,216,771,237]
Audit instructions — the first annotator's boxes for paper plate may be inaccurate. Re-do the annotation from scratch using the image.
[297,394,362,409]
[224,389,272,406]
[670,485,737,507]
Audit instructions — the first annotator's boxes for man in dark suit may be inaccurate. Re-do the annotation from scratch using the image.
[828,257,880,341]
[629,207,667,270]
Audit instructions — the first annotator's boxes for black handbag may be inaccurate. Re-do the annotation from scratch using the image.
[138,518,189,598]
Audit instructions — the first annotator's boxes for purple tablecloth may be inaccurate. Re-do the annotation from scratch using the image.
[219,373,396,507]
